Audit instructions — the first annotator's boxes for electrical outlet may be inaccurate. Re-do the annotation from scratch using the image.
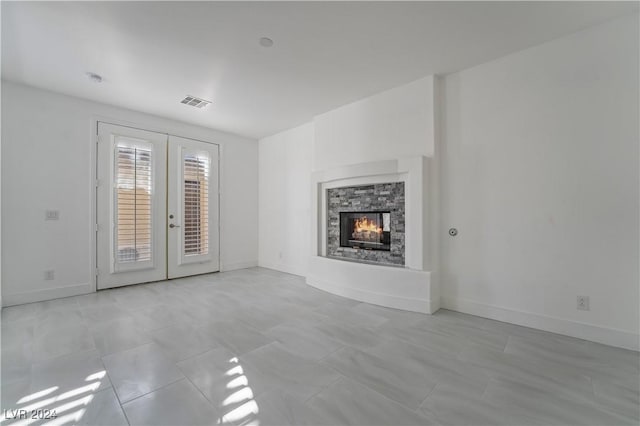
[577,296,590,311]
[45,210,60,220]
[44,270,55,281]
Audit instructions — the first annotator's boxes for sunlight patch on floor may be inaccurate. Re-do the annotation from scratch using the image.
[1,370,105,426]
[217,356,259,425]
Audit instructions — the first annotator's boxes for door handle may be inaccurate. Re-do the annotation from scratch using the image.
[169,223,181,229]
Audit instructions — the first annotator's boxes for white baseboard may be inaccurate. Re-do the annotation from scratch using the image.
[257,261,307,277]
[441,296,639,351]
[307,275,433,314]
[2,283,93,307]
[221,260,259,272]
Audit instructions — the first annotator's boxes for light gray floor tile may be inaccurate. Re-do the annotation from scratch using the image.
[483,378,632,426]
[314,302,389,328]
[30,349,111,396]
[240,342,341,401]
[81,304,132,324]
[89,317,153,356]
[129,304,194,331]
[323,345,437,410]
[351,302,426,325]
[592,377,640,423]
[585,341,640,370]
[198,320,274,355]
[419,380,544,426]
[32,296,80,314]
[1,361,118,425]
[481,317,586,347]
[2,267,638,426]
[417,315,509,351]
[77,387,129,426]
[269,303,335,329]
[112,289,163,312]
[1,318,34,348]
[1,344,33,385]
[306,377,438,426]
[123,379,220,426]
[505,334,640,393]
[250,389,326,426]
[310,320,385,350]
[458,342,596,402]
[34,309,86,336]
[175,301,227,324]
[370,339,490,398]
[176,346,240,409]
[376,320,469,357]
[72,290,120,309]
[264,322,344,361]
[1,303,40,323]
[33,324,95,363]
[102,342,184,403]
[1,379,31,411]
[232,305,291,332]
[151,324,220,362]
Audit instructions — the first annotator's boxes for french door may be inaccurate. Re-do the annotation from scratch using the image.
[167,135,219,279]
[96,123,219,289]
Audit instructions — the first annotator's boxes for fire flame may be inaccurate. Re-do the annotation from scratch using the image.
[353,217,383,234]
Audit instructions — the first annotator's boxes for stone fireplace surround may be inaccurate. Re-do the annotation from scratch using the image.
[307,156,439,314]
[327,182,405,266]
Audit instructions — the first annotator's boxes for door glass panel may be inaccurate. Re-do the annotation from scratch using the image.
[115,140,153,264]
[183,152,209,256]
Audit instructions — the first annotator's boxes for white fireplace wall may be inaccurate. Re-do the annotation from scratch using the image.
[312,75,437,270]
[259,75,439,313]
[307,76,439,313]
[313,75,435,171]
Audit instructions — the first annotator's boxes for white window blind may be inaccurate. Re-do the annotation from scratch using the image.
[183,152,209,256]
[115,142,153,264]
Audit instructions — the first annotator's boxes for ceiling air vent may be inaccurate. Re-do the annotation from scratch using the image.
[180,95,211,108]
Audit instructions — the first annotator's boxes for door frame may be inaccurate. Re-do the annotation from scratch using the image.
[90,117,221,292]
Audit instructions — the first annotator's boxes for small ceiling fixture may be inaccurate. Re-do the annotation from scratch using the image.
[180,95,211,109]
[86,72,103,83]
[259,37,274,48]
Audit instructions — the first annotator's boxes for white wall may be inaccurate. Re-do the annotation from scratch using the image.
[258,76,437,278]
[440,14,639,349]
[258,123,313,276]
[313,75,435,171]
[1,81,258,305]
[312,74,437,271]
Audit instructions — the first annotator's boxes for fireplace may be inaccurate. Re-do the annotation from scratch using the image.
[328,183,404,265]
[340,211,391,251]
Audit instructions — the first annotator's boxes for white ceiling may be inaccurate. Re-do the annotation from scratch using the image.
[2,1,638,139]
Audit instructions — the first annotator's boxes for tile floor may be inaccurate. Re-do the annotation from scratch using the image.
[1,267,638,425]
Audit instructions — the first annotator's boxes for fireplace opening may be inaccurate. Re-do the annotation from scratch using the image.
[339,211,391,251]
